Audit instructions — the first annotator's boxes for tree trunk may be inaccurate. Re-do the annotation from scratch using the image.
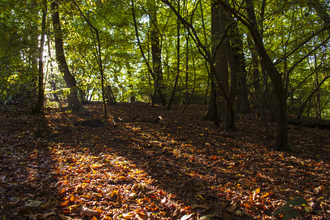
[297,75,330,119]
[149,0,167,106]
[229,17,251,113]
[51,1,83,112]
[199,2,210,106]
[210,1,228,122]
[131,0,166,105]
[219,5,235,129]
[166,0,180,110]
[244,0,288,150]
[72,0,107,118]
[215,0,288,150]
[31,0,47,114]
[247,36,260,107]
[202,79,220,127]
[160,0,235,128]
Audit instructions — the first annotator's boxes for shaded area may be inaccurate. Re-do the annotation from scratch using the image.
[0,103,329,219]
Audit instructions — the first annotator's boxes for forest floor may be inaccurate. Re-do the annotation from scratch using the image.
[0,102,330,220]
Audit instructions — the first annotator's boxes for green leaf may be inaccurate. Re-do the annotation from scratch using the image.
[280,204,293,212]
[288,209,300,217]
[288,197,307,206]
[274,197,307,219]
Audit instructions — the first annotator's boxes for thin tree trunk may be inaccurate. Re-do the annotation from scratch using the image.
[72,0,108,118]
[216,0,288,150]
[166,0,180,110]
[211,1,228,122]
[262,72,270,140]
[149,0,166,106]
[229,17,251,113]
[32,0,47,114]
[219,5,235,129]
[51,1,83,111]
[161,0,235,128]
[185,34,189,98]
[297,75,330,119]
[244,0,288,150]
[247,36,260,106]
[200,1,210,105]
[131,0,166,105]
[314,53,321,119]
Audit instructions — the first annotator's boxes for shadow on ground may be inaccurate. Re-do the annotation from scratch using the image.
[0,102,329,219]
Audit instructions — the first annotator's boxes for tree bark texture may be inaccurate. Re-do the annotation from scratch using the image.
[229,17,251,114]
[32,0,47,114]
[51,1,83,111]
[211,1,228,122]
[131,0,166,106]
[247,36,260,105]
[160,0,235,129]
[149,0,167,106]
[166,0,180,110]
[244,0,288,150]
[218,5,236,129]
[72,0,108,118]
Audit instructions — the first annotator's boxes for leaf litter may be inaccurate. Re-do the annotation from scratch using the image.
[0,102,329,219]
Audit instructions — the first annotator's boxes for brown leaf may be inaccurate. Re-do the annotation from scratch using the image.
[226,203,236,213]
[314,185,328,195]
[59,214,73,220]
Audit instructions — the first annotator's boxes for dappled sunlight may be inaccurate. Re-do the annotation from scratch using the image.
[50,145,183,219]
[1,103,330,219]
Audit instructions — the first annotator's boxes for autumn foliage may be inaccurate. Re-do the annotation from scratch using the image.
[0,102,329,219]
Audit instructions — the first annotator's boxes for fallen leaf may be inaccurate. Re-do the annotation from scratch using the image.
[191,204,209,209]
[226,204,236,213]
[25,200,42,207]
[59,214,73,220]
[314,185,328,195]
[237,178,251,187]
[180,213,195,220]
[39,212,57,218]
[200,214,214,219]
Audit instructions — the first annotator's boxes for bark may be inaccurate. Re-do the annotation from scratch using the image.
[51,1,83,111]
[72,0,108,118]
[47,32,59,103]
[211,1,228,122]
[181,90,194,113]
[149,0,167,106]
[185,34,189,93]
[245,0,288,150]
[32,0,47,114]
[105,85,116,105]
[183,34,190,104]
[229,18,251,113]
[202,78,219,125]
[216,0,288,150]
[247,36,260,105]
[288,118,330,129]
[161,0,235,128]
[166,0,180,110]
[219,5,235,129]
[131,0,166,106]
[199,2,210,105]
